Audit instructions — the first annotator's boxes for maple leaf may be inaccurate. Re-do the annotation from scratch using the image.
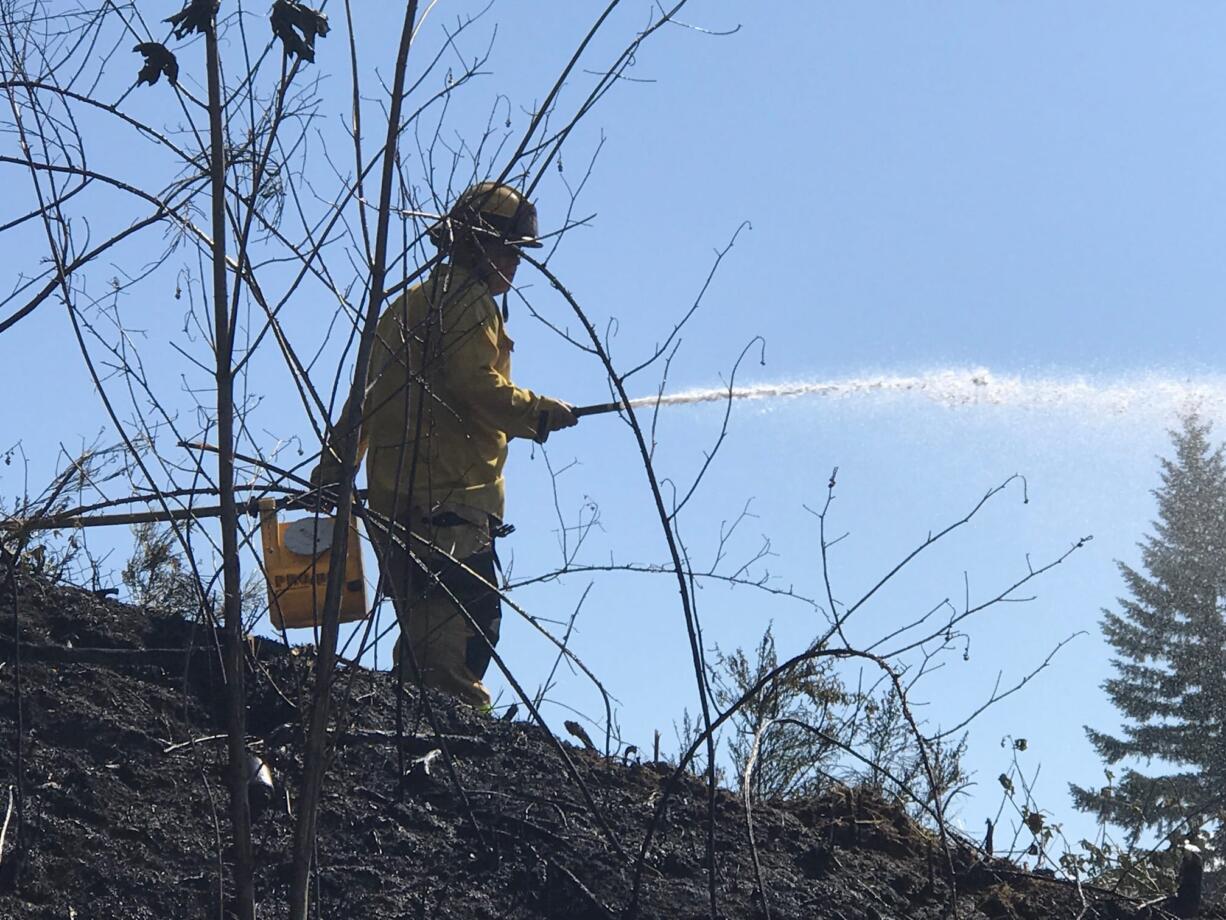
[133,42,179,87]
[270,0,329,63]
[165,0,218,40]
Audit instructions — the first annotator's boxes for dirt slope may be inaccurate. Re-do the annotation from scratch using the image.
[0,570,1208,919]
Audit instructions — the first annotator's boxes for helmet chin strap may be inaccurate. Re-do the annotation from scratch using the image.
[501,291,509,322]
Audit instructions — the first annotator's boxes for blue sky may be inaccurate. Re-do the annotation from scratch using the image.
[5,1,1226,854]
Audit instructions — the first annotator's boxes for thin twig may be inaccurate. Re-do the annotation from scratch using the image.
[0,784,14,866]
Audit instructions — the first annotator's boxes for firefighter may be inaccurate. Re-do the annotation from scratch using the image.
[311,181,577,707]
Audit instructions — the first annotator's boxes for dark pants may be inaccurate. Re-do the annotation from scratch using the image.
[377,507,502,706]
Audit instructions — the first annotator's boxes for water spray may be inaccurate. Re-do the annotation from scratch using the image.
[575,368,1226,418]
[571,383,866,418]
[573,373,994,418]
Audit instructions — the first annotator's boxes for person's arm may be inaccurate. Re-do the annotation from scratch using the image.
[445,298,574,441]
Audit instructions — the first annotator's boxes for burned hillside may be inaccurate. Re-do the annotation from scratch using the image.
[0,570,1211,920]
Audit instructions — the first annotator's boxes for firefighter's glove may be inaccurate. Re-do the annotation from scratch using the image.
[534,398,578,444]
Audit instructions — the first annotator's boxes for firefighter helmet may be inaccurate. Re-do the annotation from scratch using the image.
[428,181,543,250]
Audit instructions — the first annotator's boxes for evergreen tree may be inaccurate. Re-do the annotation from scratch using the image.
[1072,414,1226,846]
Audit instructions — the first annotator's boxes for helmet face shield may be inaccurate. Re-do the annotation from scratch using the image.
[429,182,543,249]
[466,199,541,248]
[508,200,542,248]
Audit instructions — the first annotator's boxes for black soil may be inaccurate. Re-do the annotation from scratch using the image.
[0,570,1211,919]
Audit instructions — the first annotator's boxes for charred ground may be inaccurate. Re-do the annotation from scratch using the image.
[0,570,1211,919]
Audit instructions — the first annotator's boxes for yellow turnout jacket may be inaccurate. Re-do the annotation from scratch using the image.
[314,263,545,521]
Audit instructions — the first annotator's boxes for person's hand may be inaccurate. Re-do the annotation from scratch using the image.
[534,397,578,444]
